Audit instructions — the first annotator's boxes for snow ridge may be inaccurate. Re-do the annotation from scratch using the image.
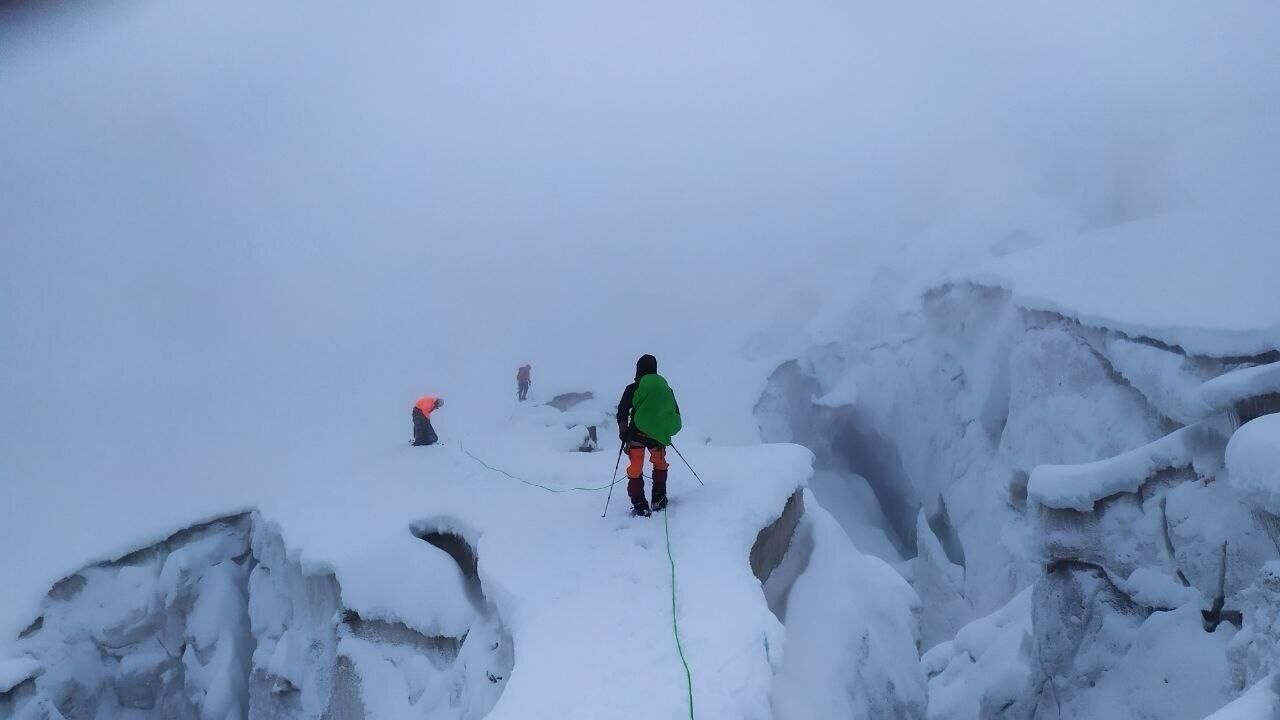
[1028,425,1202,512]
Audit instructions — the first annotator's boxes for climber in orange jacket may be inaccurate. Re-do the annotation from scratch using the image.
[412,396,444,446]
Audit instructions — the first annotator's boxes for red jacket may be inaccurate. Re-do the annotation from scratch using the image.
[517,366,531,383]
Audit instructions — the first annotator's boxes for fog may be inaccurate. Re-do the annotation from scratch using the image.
[3,1,1278,497]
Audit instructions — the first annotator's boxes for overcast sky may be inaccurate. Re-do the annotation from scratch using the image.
[3,1,1278,492]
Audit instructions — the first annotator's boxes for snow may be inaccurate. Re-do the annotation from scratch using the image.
[1228,562,1280,703]
[2,405,934,719]
[1101,337,1217,425]
[958,206,1280,358]
[1163,478,1280,602]
[298,437,810,720]
[1081,604,1237,720]
[1202,362,1280,415]
[1227,414,1280,515]
[0,657,40,693]
[334,533,476,640]
[2,1,1280,716]
[923,588,1033,720]
[1116,567,1203,611]
[913,510,971,649]
[772,493,926,719]
[1028,425,1199,512]
[1000,325,1172,488]
[4,248,1279,718]
[812,374,857,408]
[183,560,252,720]
[1205,677,1279,720]
[806,470,902,562]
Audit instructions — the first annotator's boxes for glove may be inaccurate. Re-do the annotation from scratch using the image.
[618,424,629,444]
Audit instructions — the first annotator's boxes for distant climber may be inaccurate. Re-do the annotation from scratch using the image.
[616,354,682,517]
[412,396,444,446]
[517,364,532,402]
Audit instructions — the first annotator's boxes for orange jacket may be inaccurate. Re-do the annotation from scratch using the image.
[415,396,440,418]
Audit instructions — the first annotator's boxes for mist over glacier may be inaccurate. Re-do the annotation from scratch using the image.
[3,1,1279,719]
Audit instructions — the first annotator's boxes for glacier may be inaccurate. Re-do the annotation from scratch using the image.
[1,423,928,719]
[3,1,1280,718]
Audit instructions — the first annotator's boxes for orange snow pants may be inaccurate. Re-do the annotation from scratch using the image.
[627,445,668,479]
[627,444,669,506]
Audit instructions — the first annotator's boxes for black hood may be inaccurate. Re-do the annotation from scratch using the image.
[635,354,658,380]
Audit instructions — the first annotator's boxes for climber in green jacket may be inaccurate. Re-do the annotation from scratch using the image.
[616,354,682,517]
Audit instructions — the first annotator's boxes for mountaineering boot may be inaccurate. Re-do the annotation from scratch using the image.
[651,468,668,511]
[627,475,650,516]
[627,475,645,505]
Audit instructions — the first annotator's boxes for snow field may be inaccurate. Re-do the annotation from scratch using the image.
[3,404,928,719]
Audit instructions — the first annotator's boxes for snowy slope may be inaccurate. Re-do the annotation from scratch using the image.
[961,205,1280,358]
[2,410,925,719]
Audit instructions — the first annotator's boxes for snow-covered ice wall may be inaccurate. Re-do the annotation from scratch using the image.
[756,270,1280,718]
[1,512,510,720]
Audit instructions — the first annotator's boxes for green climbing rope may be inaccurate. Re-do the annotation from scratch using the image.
[460,445,618,493]
[462,441,695,718]
[664,507,696,720]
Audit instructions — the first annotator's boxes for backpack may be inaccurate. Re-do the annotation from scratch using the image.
[631,374,682,446]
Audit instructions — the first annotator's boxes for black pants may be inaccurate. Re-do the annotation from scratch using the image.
[412,408,438,446]
[518,381,529,401]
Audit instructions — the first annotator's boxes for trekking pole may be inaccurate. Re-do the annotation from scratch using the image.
[669,443,706,486]
[602,442,626,517]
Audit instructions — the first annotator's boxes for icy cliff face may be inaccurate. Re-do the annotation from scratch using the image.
[758,281,1280,719]
[2,513,510,720]
[757,286,1048,645]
